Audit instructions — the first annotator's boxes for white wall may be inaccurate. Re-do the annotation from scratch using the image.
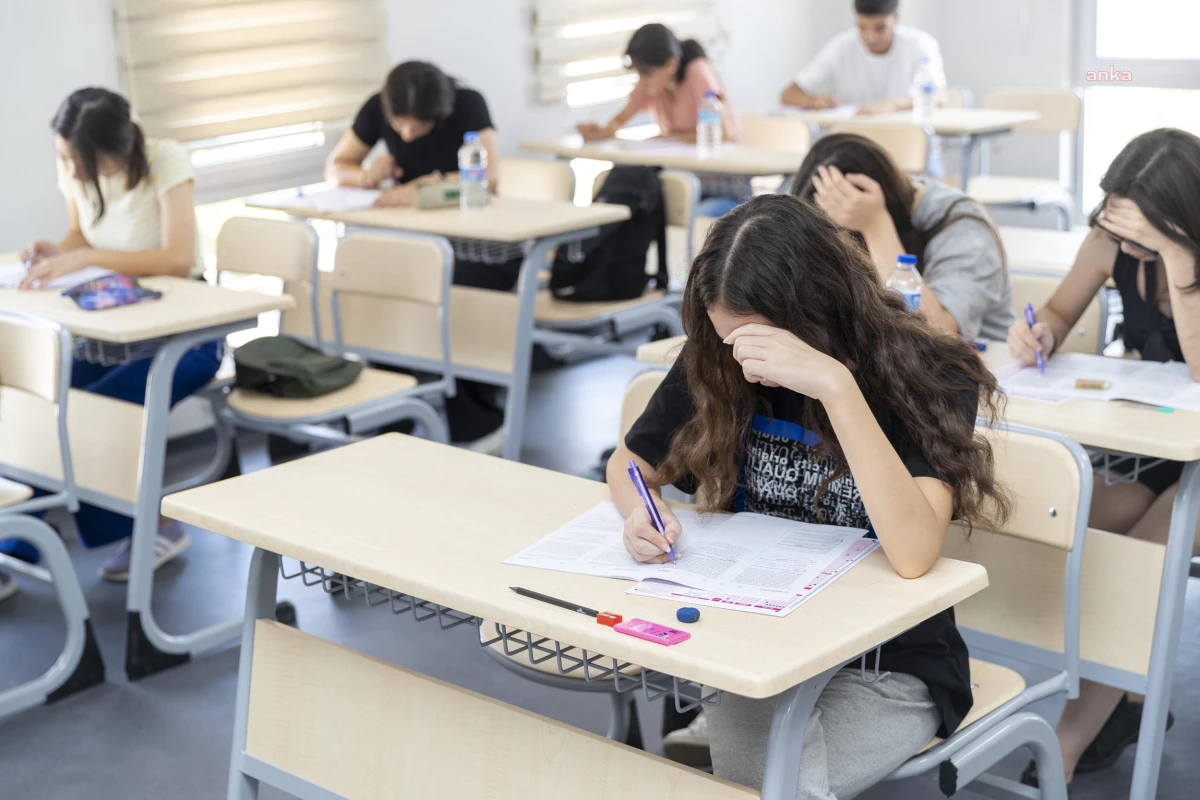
[0,2,120,251]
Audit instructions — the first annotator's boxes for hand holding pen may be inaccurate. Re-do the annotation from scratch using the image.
[622,460,681,564]
[1008,304,1056,372]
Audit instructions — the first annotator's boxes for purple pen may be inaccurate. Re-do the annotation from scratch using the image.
[627,460,676,563]
[1024,302,1045,375]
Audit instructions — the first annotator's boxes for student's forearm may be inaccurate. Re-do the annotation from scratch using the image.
[862,214,906,282]
[326,159,372,188]
[607,445,665,518]
[823,374,948,578]
[58,230,89,253]
[781,84,820,107]
[84,247,193,278]
[1163,249,1200,378]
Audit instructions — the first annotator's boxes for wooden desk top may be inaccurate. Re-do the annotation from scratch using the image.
[999,226,1089,275]
[520,137,806,176]
[0,276,293,344]
[636,335,686,366]
[245,195,630,243]
[163,434,987,698]
[779,107,1040,136]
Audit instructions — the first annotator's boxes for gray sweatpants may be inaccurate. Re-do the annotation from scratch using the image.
[707,668,941,800]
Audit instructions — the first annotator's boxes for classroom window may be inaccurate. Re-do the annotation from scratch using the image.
[1094,0,1200,61]
[534,0,722,107]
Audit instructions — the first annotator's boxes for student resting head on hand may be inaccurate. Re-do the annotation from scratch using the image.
[791,132,1014,341]
[607,193,1010,798]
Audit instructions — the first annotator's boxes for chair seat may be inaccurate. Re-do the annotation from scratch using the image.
[478,621,641,680]
[227,367,418,421]
[0,477,34,509]
[535,289,668,324]
[968,175,1071,206]
[920,658,1026,752]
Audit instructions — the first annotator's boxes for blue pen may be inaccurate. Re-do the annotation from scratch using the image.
[1024,302,1045,375]
[628,460,676,563]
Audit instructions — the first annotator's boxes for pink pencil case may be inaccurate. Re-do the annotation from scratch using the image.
[613,618,691,646]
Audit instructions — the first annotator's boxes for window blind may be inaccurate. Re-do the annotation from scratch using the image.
[533,0,720,106]
[113,0,389,143]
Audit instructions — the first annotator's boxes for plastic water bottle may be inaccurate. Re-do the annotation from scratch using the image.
[697,91,723,156]
[911,56,936,120]
[458,131,488,211]
[886,254,923,311]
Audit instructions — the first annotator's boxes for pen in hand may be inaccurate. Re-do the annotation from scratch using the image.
[1024,302,1045,375]
[627,460,677,563]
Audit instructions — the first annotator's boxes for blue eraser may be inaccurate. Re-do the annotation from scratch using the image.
[676,607,700,624]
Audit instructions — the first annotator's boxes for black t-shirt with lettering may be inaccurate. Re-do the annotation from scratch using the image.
[625,353,979,737]
[350,88,493,184]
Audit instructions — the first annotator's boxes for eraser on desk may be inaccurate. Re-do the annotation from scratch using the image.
[676,607,700,624]
[596,612,623,627]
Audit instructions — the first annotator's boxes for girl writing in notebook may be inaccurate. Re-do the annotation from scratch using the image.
[0,88,212,598]
[608,193,1010,798]
[791,132,1014,341]
[1007,128,1200,789]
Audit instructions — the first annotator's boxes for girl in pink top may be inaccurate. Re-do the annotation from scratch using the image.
[578,24,740,142]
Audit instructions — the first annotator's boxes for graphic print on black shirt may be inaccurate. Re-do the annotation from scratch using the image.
[740,414,870,529]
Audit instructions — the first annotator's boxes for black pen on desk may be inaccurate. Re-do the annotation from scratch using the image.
[509,586,622,626]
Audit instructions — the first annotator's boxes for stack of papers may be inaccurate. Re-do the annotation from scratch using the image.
[504,502,878,617]
[247,186,381,213]
[998,353,1200,411]
[0,263,114,291]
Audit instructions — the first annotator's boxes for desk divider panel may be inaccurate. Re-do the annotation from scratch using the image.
[944,525,1162,677]
[245,620,754,800]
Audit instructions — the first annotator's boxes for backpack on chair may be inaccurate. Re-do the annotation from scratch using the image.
[233,335,363,399]
[549,165,668,302]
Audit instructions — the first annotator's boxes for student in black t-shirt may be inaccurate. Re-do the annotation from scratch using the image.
[609,194,1010,798]
[326,61,499,208]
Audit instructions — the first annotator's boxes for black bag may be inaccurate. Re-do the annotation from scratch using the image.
[233,335,362,399]
[549,166,668,302]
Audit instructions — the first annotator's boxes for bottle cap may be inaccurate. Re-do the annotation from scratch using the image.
[703,91,717,99]
[676,607,700,624]
[464,131,480,143]
[897,254,917,266]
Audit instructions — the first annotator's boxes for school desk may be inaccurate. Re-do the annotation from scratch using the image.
[0,271,293,679]
[757,108,1041,192]
[519,136,807,177]
[162,433,988,800]
[998,226,1091,275]
[243,195,630,462]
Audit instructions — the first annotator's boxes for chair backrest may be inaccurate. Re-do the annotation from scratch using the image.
[739,115,813,154]
[592,167,699,279]
[984,90,1082,134]
[942,86,974,109]
[498,157,574,203]
[216,216,316,283]
[1011,270,1105,355]
[827,122,929,174]
[620,370,667,441]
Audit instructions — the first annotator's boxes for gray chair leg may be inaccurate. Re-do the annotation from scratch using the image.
[606,691,633,741]
[939,711,1067,800]
[1053,201,1072,231]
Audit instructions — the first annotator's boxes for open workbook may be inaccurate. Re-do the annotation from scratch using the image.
[505,502,878,617]
[997,353,1200,411]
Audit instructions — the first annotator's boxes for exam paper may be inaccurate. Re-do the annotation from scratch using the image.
[504,502,869,604]
[247,186,382,213]
[999,353,1200,411]
[627,538,880,617]
[0,263,114,290]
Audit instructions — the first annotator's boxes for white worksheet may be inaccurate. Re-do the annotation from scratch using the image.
[247,186,381,213]
[505,502,869,604]
[0,262,113,290]
[999,353,1200,411]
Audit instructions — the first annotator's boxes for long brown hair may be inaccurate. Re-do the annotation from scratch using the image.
[790,132,1006,275]
[52,88,149,224]
[658,194,1010,530]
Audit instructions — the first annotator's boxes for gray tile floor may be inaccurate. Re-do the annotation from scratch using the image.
[3,354,1199,799]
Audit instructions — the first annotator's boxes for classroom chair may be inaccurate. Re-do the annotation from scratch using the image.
[531,169,691,357]
[739,115,815,154]
[967,90,1083,230]
[0,311,105,720]
[827,121,932,175]
[216,220,451,447]
[942,86,975,109]
[477,369,670,744]
[498,157,575,203]
[883,422,1088,799]
[1011,269,1109,355]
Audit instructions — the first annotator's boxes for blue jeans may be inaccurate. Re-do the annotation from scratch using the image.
[1,340,222,562]
[695,196,740,218]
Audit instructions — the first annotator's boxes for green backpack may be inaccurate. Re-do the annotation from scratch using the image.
[233,336,363,399]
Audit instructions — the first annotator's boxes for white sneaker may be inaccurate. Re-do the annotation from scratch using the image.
[662,711,711,768]
[100,522,191,582]
[458,427,506,457]
[0,571,17,603]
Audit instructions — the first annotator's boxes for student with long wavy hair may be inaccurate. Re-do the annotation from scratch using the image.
[0,88,212,600]
[1008,128,1200,789]
[791,132,1014,341]
[608,193,1010,798]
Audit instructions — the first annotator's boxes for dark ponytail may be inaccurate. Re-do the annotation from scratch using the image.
[625,23,707,83]
[52,88,149,223]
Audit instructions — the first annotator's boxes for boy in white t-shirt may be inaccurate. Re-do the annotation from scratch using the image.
[780,0,946,115]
